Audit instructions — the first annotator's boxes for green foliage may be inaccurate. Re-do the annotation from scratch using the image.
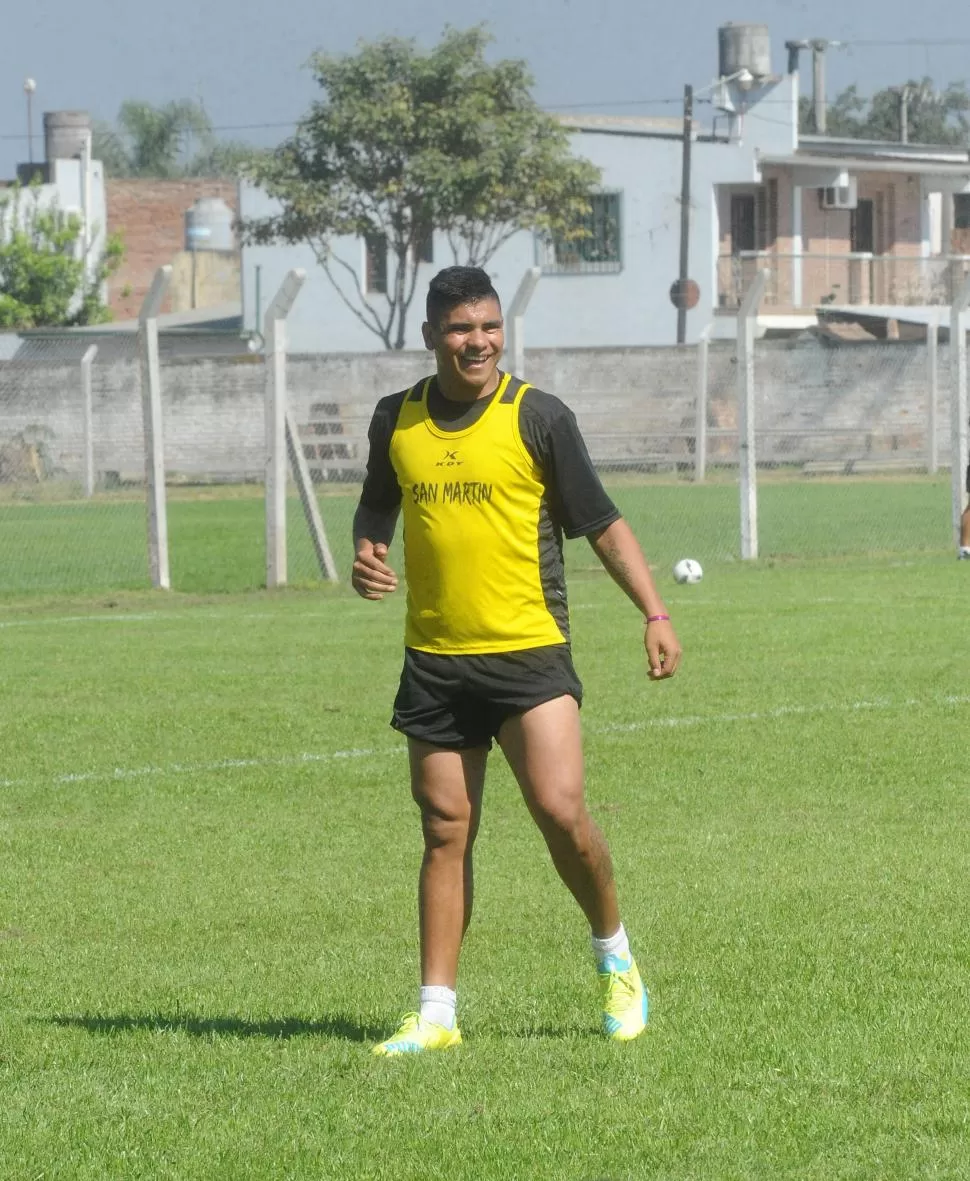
[242,26,600,349]
[0,183,123,330]
[93,99,259,178]
[801,77,970,144]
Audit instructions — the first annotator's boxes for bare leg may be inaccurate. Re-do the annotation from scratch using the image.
[961,504,970,549]
[408,739,488,988]
[498,696,620,938]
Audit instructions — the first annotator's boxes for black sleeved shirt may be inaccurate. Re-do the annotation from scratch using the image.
[359,375,620,539]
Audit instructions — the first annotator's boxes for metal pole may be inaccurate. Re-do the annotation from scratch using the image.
[677,84,694,345]
[264,269,306,589]
[737,270,768,560]
[25,87,34,165]
[695,328,710,483]
[81,344,98,498]
[138,266,173,590]
[505,266,541,379]
[812,44,827,134]
[951,276,970,546]
[927,315,939,475]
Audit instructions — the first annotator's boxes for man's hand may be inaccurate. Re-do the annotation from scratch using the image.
[644,618,681,680]
[352,540,399,600]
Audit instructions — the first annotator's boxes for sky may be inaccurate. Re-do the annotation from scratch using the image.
[3,0,970,178]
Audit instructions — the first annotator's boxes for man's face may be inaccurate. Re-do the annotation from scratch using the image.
[423,297,504,396]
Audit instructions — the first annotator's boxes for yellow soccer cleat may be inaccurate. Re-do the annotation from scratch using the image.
[372,1013,462,1057]
[598,954,648,1041]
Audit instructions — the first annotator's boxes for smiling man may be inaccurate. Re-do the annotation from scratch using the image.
[352,266,681,1055]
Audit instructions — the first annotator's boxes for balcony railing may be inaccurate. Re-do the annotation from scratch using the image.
[717,252,970,312]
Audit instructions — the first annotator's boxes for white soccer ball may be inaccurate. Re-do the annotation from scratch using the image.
[673,558,703,584]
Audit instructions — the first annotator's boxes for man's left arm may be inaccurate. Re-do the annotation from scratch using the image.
[588,518,682,680]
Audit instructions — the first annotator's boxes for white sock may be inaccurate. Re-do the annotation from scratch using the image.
[960,546,970,557]
[419,985,457,1030]
[591,923,631,967]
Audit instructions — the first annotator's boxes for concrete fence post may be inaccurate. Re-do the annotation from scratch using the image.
[951,277,970,546]
[505,267,541,379]
[738,270,768,561]
[695,327,711,483]
[138,266,172,590]
[264,269,306,589]
[80,343,98,497]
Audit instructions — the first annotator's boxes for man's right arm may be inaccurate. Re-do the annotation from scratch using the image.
[352,394,405,600]
[352,504,400,600]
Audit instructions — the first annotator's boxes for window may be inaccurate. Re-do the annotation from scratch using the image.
[730,194,757,254]
[727,184,777,255]
[539,192,622,274]
[851,199,875,253]
[955,194,970,231]
[365,233,387,294]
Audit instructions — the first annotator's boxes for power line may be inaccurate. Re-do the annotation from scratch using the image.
[847,39,970,48]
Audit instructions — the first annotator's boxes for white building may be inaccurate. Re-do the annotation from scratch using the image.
[239,23,970,353]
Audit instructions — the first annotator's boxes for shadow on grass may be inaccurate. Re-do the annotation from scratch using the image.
[46,1012,597,1043]
[45,1011,385,1042]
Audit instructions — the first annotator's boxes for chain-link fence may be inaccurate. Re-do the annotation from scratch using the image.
[1,319,965,595]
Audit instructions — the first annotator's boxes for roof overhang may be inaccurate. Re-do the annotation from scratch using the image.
[760,153,970,185]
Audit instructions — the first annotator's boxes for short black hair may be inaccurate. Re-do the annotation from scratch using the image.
[426,266,501,327]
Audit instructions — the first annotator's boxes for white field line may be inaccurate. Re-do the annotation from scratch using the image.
[590,694,970,733]
[0,747,395,792]
[3,694,967,792]
[0,610,358,630]
[0,596,881,631]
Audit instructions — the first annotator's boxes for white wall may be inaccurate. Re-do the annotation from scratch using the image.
[1,157,107,304]
[239,75,799,352]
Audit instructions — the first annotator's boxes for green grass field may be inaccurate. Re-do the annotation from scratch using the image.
[0,473,955,596]
[1,479,968,1178]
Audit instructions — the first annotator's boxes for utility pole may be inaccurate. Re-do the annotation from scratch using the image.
[785,40,843,134]
[23,77,36,165]
[676,83,694,345]
[898,85,912,144]
[811,40,829,134]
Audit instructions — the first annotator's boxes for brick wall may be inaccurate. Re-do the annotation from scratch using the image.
[105,179,238,321]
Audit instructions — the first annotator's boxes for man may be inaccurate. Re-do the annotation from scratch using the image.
[352,266,681,1056]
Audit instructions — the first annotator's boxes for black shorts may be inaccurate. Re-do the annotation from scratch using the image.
[391,645,583,750]
[966,462,970,496]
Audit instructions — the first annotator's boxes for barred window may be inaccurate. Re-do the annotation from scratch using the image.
[539,192,622,274]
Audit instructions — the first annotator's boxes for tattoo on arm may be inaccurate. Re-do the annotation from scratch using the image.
[594,533,637,598]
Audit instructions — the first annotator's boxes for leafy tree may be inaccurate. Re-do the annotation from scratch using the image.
[241,26,600,350]
[0,183,123,329]
[93,99,255,178]
[800,78,970,144]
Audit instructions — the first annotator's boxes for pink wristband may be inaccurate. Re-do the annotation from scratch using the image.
[645,614,671,624]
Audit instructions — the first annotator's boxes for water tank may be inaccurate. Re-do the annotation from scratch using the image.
[718,23,772,81]
[185,197,236,252]
[44,111,92,161]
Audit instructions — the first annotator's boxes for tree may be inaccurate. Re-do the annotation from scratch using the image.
[241,26,600,350]
[0,183,123,329]
[800,78,970,145]
[93,99,256,178]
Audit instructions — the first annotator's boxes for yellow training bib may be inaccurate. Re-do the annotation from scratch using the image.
[390,375,567,655]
